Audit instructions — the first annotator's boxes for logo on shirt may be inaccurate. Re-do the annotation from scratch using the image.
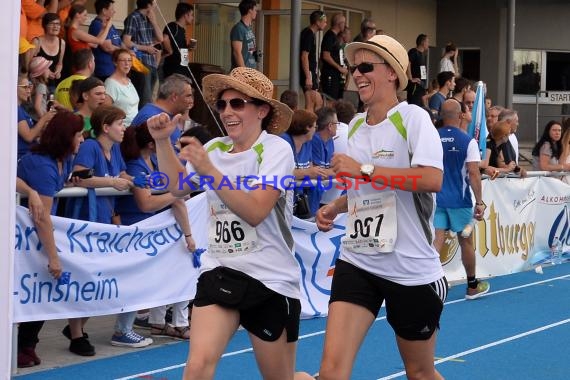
[372,149,395,159]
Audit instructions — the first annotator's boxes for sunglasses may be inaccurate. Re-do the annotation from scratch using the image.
[348,61,387,75]
[214,98,262,113]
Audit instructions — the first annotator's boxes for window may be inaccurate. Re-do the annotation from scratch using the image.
[546,52,570,91]
[514,49,570,100]
[513,50,541,95]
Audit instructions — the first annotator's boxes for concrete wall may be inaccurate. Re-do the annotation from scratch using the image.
[436,0,570,143]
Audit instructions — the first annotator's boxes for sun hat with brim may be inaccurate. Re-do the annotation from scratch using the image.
[202,67,293,135]
[344,34,409,91]
[29,56,52,78]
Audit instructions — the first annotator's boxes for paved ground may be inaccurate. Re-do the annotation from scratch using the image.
[13,315,184,377]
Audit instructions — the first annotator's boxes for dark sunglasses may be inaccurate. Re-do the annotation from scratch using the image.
[348,61,387,75]
[214,98,261,113]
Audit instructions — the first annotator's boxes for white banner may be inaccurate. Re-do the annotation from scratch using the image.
[14,194,208,323]
[14,178,570,321]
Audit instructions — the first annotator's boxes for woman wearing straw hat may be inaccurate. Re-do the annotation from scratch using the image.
[315,35,447,379]
[147,67,301,379]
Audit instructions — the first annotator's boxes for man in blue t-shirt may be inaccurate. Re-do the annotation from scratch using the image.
[432,99,490,300]
[230,0,258,69]
[429,71,455,118]
[309,107,337,213]
[130,74,194,150]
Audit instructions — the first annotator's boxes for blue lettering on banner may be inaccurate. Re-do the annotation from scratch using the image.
[19,272,119,304]
[64,223,184,256]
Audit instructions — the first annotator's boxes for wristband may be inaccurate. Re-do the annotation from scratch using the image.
[184,233,192,237]
[476,202,484,206]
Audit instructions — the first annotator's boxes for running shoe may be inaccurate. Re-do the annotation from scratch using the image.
[465,280,490,300]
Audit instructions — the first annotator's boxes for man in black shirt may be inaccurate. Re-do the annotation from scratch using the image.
[406,33,429,107]
[320,13,348,100]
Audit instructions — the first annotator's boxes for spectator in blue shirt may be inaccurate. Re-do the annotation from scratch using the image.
[309,106,337,213]
[130,73,194,150]
[115,122,195,342]
[280,109,327,219]
[17,72,56,160]
[89,0,124,81]
[17,111,85,363]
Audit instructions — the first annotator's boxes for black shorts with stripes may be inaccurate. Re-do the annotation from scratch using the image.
[329,259,448,341]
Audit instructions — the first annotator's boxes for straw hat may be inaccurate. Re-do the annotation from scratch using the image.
[344,34,409,91]
[29,56,52,78]
[202,67,293,135]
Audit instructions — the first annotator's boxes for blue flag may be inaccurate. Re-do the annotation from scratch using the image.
[466,81,488,159]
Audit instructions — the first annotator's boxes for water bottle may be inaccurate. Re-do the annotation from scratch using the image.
[46,93,55,112]
[551,237,563,265]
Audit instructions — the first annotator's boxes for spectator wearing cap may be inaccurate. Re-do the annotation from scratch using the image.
[76,77,108,138]
[19,37,37,73]
[55,48,95,110]
[29,56,54,120]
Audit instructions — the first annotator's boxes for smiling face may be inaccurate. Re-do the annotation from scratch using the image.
[17,77,33,103]
[218,89,269,147]
[352,49,397,105]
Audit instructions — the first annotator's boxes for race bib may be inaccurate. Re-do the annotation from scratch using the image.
[420,65,427,80]
[180,48,189,66]
[208,201,258,258]
[342,192,397,254]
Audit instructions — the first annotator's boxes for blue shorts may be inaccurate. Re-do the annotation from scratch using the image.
[434,207,473,233]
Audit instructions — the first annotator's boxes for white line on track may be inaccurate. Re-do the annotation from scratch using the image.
[377,318,570,380]
[115,274,570,380]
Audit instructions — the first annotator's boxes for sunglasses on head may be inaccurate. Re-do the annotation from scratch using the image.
[348,61,387,75]
[214,98,262,113]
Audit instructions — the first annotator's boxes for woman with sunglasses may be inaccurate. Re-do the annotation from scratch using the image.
[315,35,447,380]
[146,67,300,379]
